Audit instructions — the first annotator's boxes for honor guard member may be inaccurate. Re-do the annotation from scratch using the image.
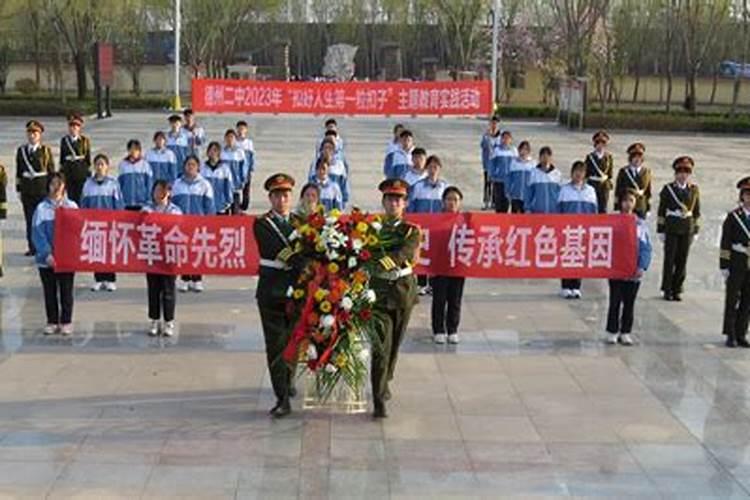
[0,162,7,277]
[585,130,614,213]
[59,113,92,205]
[719,177,750,348]
[614,142,652,218]
[480,116,502,210]
[182,108,206,158]
[657,156,701,302]
[371,178,421,418]
[16,120,56,256]
[254,174,303,418]
[166,114,190,175]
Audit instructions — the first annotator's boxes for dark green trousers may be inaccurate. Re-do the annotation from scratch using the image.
[371,303,414,405]
[723,270,750,341]
[661,233,692,294]
[258,301,294,402]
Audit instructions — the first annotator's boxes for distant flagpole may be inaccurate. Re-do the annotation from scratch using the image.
[173,0,182,110]
[491,0,501,112]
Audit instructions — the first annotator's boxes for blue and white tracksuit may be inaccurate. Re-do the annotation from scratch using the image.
[386,146,413,180]
[525,165,563,214]
[142,201,182,215]
[408,178,448,214]
[507,157,536,205]
[557,182,598,215]
[314,177,344,211]
[118,157,153,208]
[221,146,249,197]
[81,176,124,211]
[182,124,206,157]
[236,137,256,181]
[310,157,350,207]
[635,218,653,277]
[402,168,427,189]
[146,148,178,185]
[171,175,216,216]
[200,160,234,214]
[166,130,190,174]
[32,197,78,268]
[383,141,401,178]
[480,132,502,174]
[489,145,517,184]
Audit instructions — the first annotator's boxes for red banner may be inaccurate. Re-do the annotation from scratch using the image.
[191,79,492,116]
[53,210,637,279]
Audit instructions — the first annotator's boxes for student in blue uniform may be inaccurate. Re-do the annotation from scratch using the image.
[525,146,562,214]
[142,180,183,337]
[221,129,249,214]
[200,141,234,215]
[33,172,78,336]
[507,140,535,213]
[81,154,124,292]
[409,155,448,296]
[118,139,153,210]
[388,129,414,180]
[480,116,501,210]
[146,131,178,185]
[606,188,652,346]
[310,137,350,207]
[431,186,465,345]
[182,108,205,158]
[236,121,256,211]
[383,123,405,178]
[402,147,428,189]
[172,155,215,293]
[489,130,517,213]
[166,114,190,174]
[318,118,345,155]
[296,183,320,217]
[557,160,598,299]
[312,157,343,211]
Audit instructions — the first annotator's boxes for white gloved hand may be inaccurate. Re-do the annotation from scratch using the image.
[721,269,730,280]
[45,255,55,267]
[658,234,665,243]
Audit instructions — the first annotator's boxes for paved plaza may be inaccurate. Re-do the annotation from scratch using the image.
[0,112,750,498]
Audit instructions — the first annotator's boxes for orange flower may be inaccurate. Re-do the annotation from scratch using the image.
[308,312,320,326]
[353,270,367,284]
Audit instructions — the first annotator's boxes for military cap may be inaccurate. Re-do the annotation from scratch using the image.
[379,178,409,198]
[68,113,84,126]
[592,130,610,143]
[672,156,694,173]
[737,176,750,192]
[167,114,182,123]
[264,173,295,193]
[627,142,645,156]
[26,120,44,133]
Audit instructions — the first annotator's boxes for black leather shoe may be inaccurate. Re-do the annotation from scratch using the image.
[271,401,291,418]
[726,338,738,348]
[672,294,682,302]
[24,250,35,257]
[269,401,281,415]
[289,386,297,398]
[383,388,391,401]
[373,401,388,419]
[738,338,750,348]
[663,292,673,301]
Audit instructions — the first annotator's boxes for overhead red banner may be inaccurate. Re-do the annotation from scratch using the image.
[53,210,637,279]
[191,79,492,115]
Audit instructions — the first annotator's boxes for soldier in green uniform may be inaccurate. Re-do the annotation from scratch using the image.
[59,113,92,205]
[16,120,55,256]
[0,162,7,277]
[253,173,302,418]
[584,130,614,214]
[370,178,421,418]
[720,177,750,348]
[657,156,701,301]
[614,142,652,218]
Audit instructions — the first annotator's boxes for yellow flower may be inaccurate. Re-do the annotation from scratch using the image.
[327,262,339,274]
[356,221,369,234]
[315,241,326,252]
[314,289,328,302]
[329,208,342,219]
[367,235,379,246]
[335,353,347,368]
[320,301,332,313]
[352,283,364,294]
[292,289,305,300]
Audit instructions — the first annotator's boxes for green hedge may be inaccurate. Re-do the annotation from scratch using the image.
[583,112,750,133]
[495,105,557,119]
[0,95,170,116]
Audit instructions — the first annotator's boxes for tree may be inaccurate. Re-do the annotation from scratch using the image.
[113,0,154,96]
[428,0,489,72]
[550,0,610,77]
[731,0,750,116]
[497,0,540,102]
[0,42,10,94]
[611,0,661,103]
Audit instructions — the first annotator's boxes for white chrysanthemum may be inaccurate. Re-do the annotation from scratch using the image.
[286,286,294,298]
[348,256,357,269]
[352,238,363,250]
[365,289,377,303]
[371,222,382,232]
[341,296,353,311]
[325,363,338,373]
[357,348,370,363]
[320,314,335,329]
[306,344,318,360]
[288,230,299,241]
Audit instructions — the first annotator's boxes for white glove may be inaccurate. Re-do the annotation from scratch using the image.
[658,234,665,243]
[721,269,730,280]
[46,255,55,267]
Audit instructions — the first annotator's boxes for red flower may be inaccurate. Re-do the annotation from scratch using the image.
[360,249,371,261]
[359,309,372,321]
[338,310,351,323]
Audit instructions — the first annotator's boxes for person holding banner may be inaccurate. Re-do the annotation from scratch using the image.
[172,155,215,293]
[507,140,535,214]
[614,143,652,218]
[16,120,55,257]
[201,141,234,215]
[81,154,124,292]
[59,113,92,206]
[584,130,614,214]
[606,188,652,346]
[118,140,153,211]
[146,131,178,186]
[557,161,598,299]
[254,173,302,418]
[480,116,502,210]
[142,180,182,337]
[235,121,256,212]
[524,146,562,215]
[383,124,405,178]
[371,178,421,418]
[32,172,78,336]
[166,115,190,175]
[720,177,750,348]
[489,130,517,213]
[657,156,701,302]
[182,108,205,158]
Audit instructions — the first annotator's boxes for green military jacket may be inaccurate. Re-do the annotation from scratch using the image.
[253,211,301,306]
[16,143,55,199]
[614,165,652,215]
[720,207,750,274]
[59,134,92,186]
[657,182,701,235]
[370,216,421,311]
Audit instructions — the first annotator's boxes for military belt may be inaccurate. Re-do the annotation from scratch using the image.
[666,209,692,218]
[376,267,413,281]
[259,258,290,270]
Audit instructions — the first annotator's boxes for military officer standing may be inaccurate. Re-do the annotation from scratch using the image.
[16,120,56,256]
[370,178,421,418]
[254,174,302,418]
[614,142,652,218]
[59,113,92,205]
[720,177,750,348]
[584,130,614,213]
[657,156,701,301]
